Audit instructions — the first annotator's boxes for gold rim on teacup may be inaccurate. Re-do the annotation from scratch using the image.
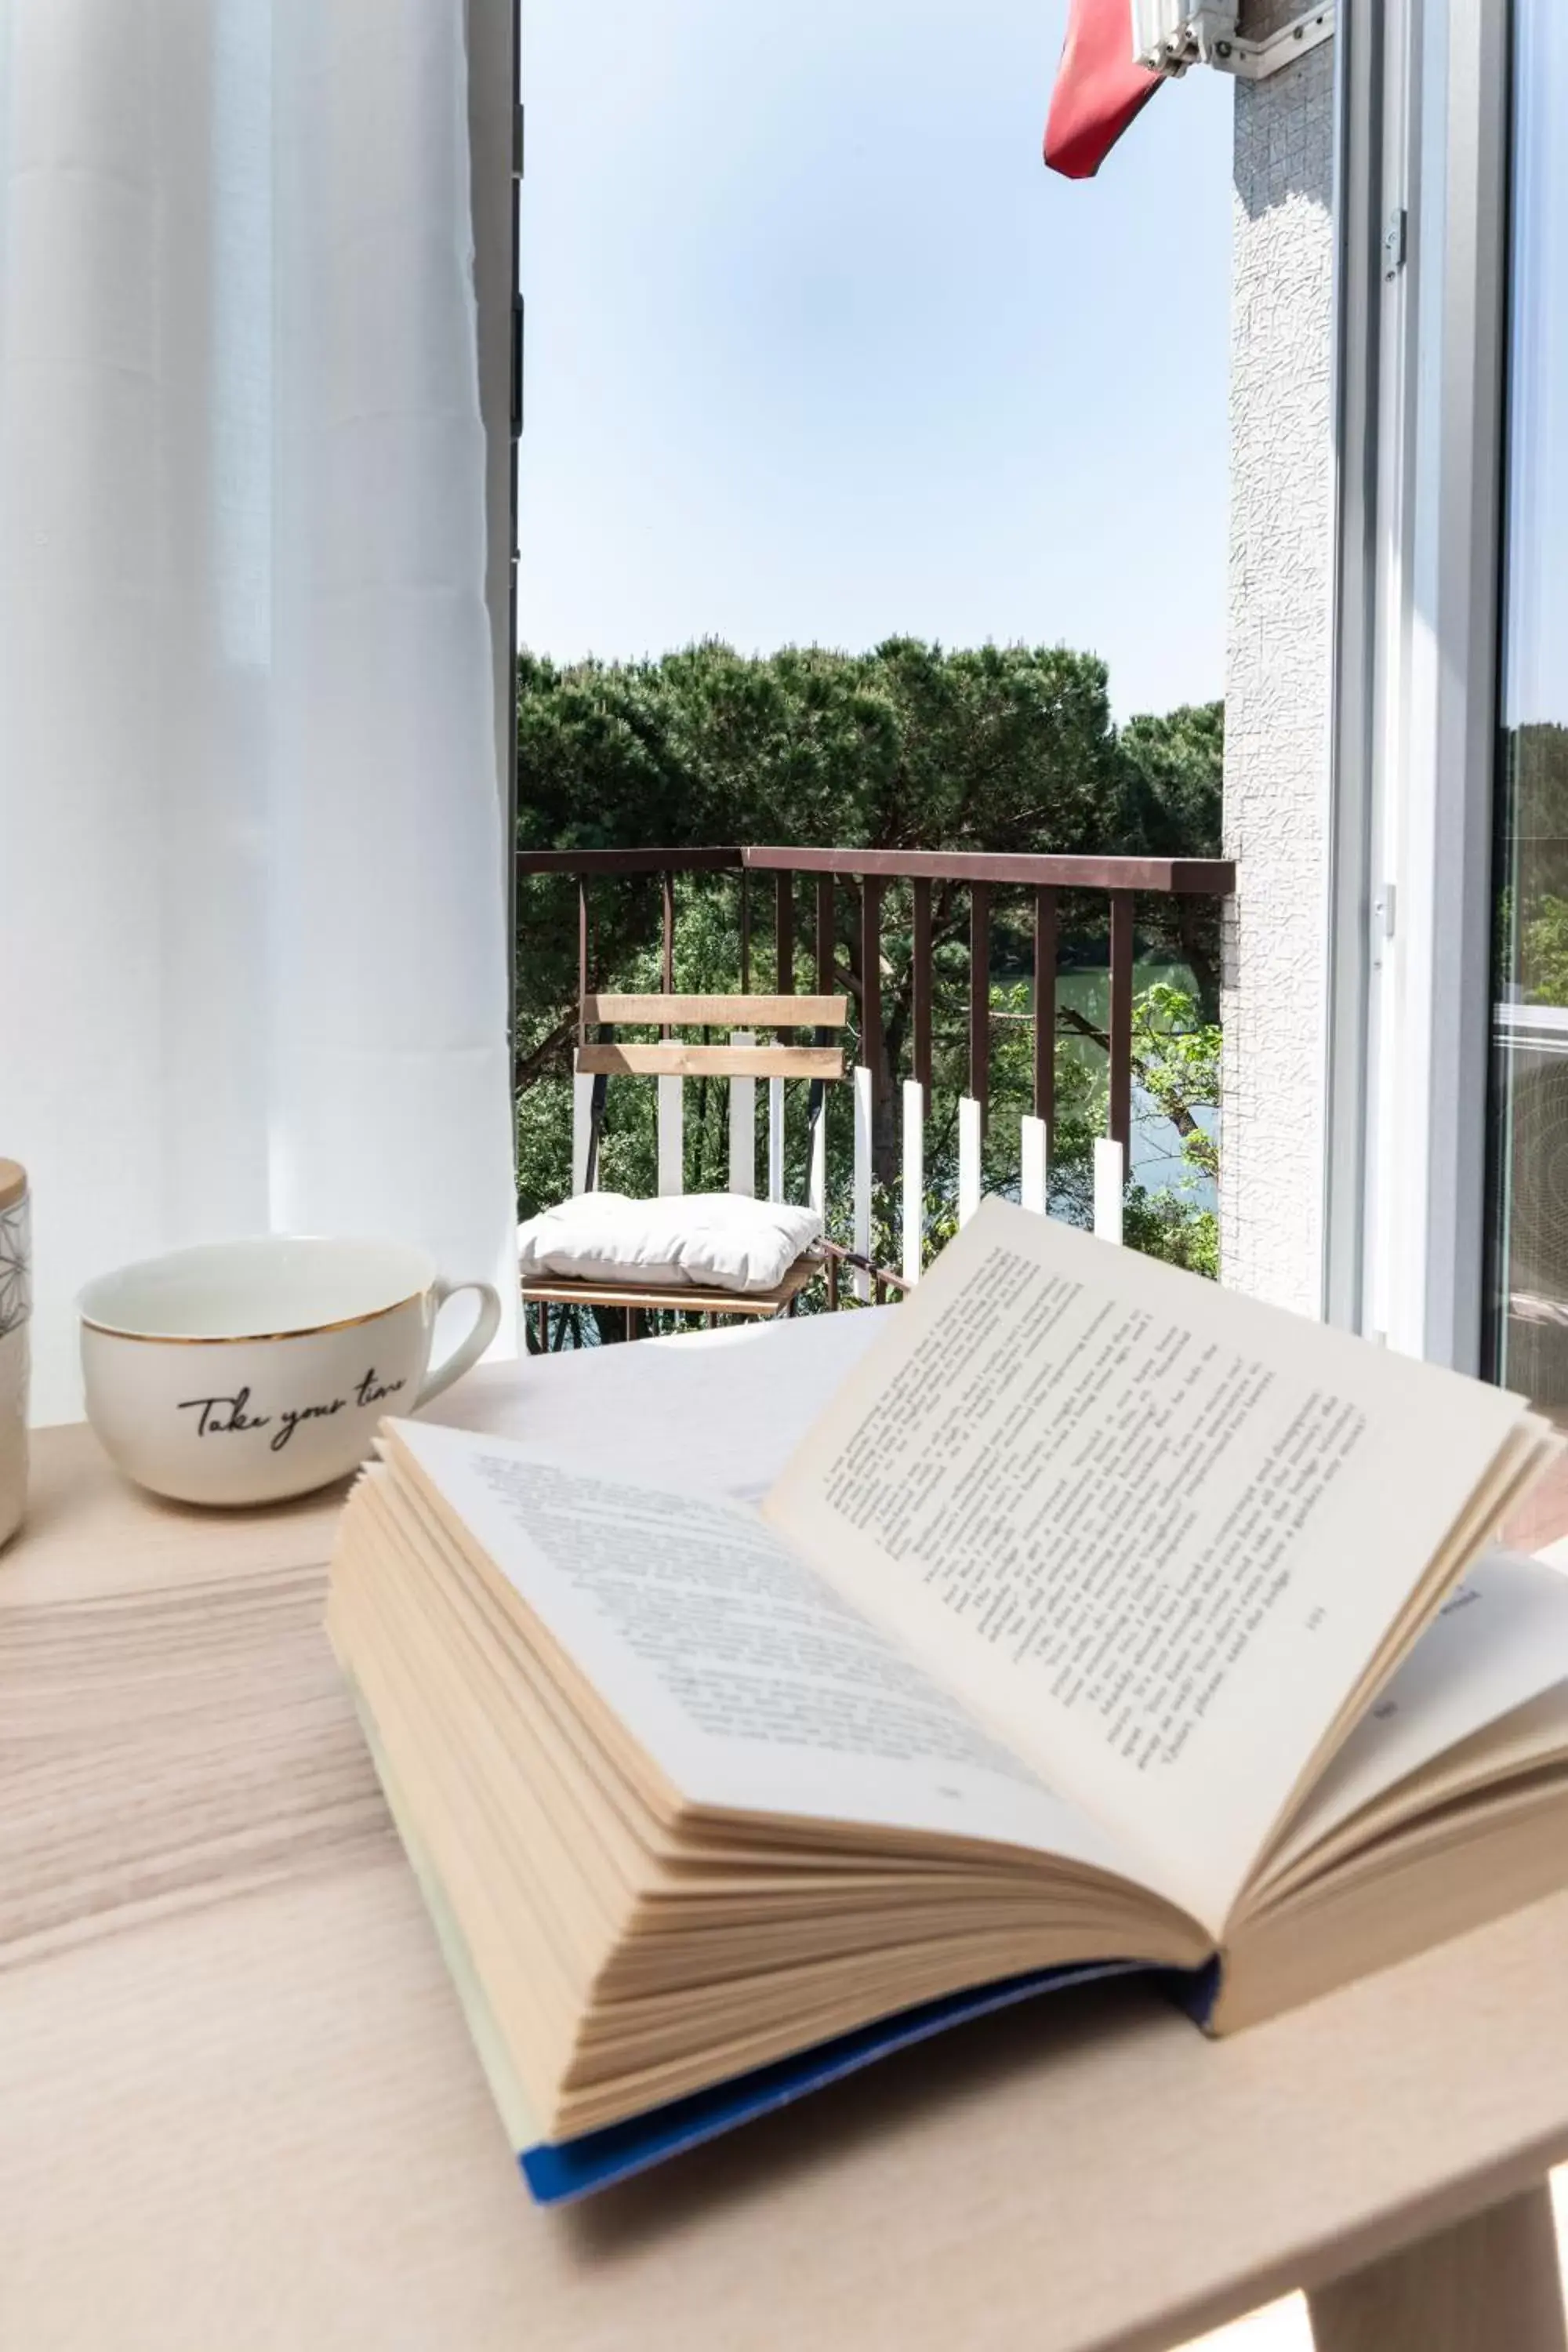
[78,1292,424,1345]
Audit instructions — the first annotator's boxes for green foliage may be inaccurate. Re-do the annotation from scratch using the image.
[1132,982,1220,1185]
[1123,1190,1218,1279]
[1119,701,1223,859]
[517,636,1136,859]
[1519,894,1568,1008]
[1116,699,1224,1020]
[514,642,1225,1300]
[1497,724,1568,1007]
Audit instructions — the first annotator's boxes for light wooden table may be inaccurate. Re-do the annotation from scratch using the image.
[4,1321,1568,2352]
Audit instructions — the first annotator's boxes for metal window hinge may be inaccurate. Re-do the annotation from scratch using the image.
[1383,205,1408,281]
[1138,4,1336,82]
[513,103,524,179]
[510,295,524,440]
[1374,882,1397,945]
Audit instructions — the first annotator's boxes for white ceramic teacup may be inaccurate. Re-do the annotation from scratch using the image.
[78,1236,502,1507]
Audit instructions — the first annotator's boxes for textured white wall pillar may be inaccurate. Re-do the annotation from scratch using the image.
[1220,9,1338,1314]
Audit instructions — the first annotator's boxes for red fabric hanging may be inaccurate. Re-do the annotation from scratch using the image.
[1044,0,1165,180]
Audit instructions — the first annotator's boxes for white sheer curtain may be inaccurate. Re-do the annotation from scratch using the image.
[0,0,517,1420]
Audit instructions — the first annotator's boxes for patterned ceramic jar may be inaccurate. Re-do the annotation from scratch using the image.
[0,1161,27,1548]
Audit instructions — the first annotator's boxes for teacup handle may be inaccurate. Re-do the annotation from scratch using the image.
[416,1280,503,1409]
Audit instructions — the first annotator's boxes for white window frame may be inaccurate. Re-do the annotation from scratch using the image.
[1322,0,1509,1372]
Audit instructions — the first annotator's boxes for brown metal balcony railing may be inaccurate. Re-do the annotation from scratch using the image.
[517,846,1232,1134]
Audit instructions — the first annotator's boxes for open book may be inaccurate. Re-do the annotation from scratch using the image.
[328,1199,1568,2202]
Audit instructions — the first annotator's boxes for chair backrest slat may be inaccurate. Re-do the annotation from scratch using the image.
[583,992,846,1029]
[578,1042,842,1080]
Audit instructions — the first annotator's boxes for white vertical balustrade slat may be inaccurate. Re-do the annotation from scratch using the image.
[572,1071,596,1196]
[657,1073,684,1197]
[958,1095,983,1227]
[1094,1137,1125,1243]
[768,1076,786,1202]
[808,1090,827,1220]
[728,1033,756,1197]
[1020,1113,1048,1215]
[902,1076,924,1285]
[851,1065,873,1301]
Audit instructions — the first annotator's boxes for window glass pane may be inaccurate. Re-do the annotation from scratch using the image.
[1490,0,1568,1409]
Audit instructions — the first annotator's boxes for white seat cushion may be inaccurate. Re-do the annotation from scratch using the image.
[517,1193,823,1296]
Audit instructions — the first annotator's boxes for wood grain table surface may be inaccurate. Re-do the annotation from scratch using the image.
[4,1334,1568,2352]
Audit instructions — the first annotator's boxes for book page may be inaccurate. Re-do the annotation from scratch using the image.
[1261,1549,1568,1871]
[430,1309,885,1502]
[387,1421,1158,1891]
[764,1199,1534,1933]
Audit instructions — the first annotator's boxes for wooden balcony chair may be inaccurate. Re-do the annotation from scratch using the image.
[519,991,848,1343]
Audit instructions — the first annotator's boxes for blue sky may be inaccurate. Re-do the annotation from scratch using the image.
[516,0,1233,723]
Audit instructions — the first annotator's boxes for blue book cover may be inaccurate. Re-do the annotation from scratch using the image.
[520,1956,1229,2203]
[519,1959,1154,2204]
